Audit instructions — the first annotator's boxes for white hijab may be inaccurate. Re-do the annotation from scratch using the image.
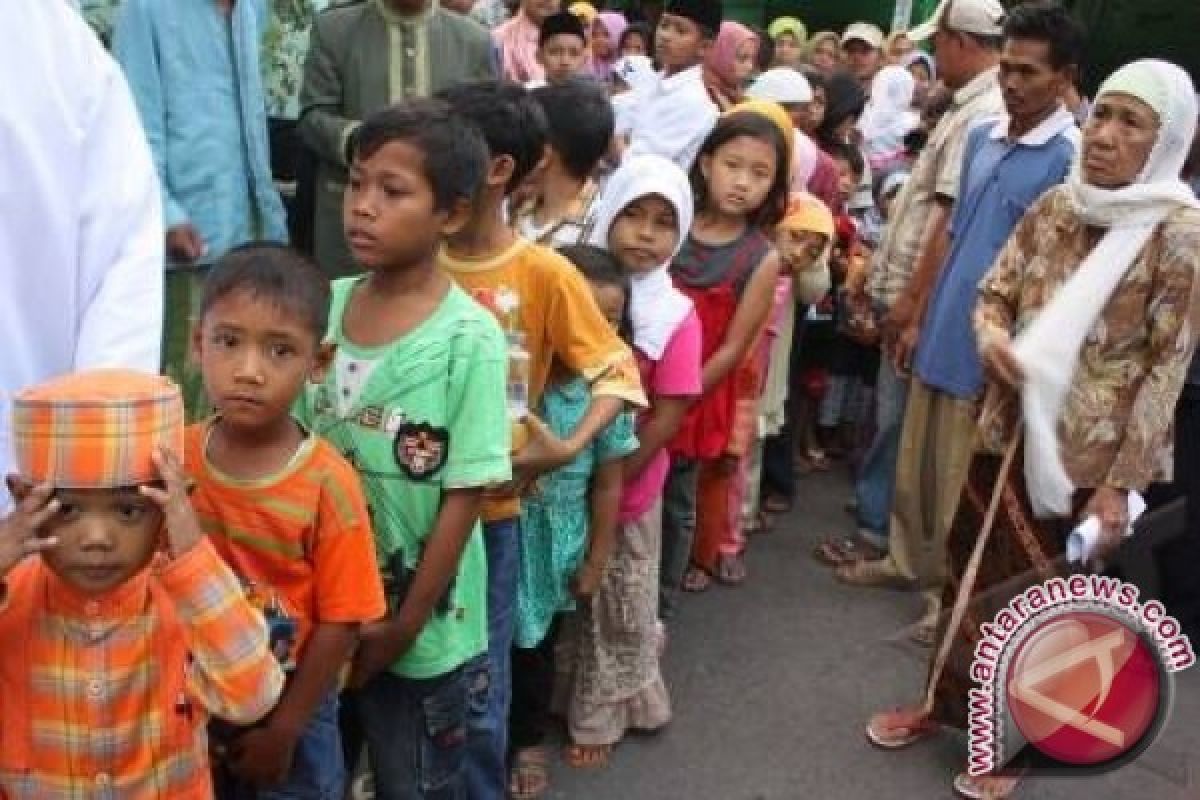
[857,65,919,146]
[1012,60,1200,517]
[588,155,695,360]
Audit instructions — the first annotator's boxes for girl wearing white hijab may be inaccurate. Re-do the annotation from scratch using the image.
[857,64,920,173]
[864,60,1200,800]
[555,155,702,764]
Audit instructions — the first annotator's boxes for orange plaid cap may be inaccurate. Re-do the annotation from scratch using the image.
[12,369,184,489]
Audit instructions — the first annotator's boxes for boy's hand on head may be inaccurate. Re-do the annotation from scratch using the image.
[0,479,60,577]
[227,726,298,788]
[511,414,575,485]
[139,447,203,559]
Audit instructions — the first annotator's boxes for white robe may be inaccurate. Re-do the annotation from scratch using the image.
[625,66,719,172]
[0,0,164,505]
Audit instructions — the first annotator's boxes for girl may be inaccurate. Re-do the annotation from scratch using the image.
[857,65,919,174]
[508,245,640,800]
[668,111,787,592]
[767,16,806,69]
[904,51,937,107]
[590,11,627,80]
[554,155,700,769]
[804,30,841,73]
[618,22,651,58]
[884,30,915,64]
[702,21,759,111]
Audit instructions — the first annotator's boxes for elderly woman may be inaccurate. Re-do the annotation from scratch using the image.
[863,60,1200,800]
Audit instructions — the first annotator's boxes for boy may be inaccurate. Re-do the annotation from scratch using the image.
[186,244,387,797]
[623,0,723,170]
[530,11,589,87]
[436,81,645,799]
[512,78,615,247]
[493,0,561,85]
[298,99,511,798]
[0,369,284,797]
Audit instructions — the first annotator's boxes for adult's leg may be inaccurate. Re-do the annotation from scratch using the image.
[463,518,520,800]
[854,360,909,546]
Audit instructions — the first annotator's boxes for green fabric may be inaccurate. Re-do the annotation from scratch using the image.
[162,266,211,422]
[297,277,511,678]
[515,379,638,649]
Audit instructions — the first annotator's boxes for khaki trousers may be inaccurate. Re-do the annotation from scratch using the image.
[885,378,977,595]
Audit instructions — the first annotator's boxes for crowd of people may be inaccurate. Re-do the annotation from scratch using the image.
[1,0,1199,799]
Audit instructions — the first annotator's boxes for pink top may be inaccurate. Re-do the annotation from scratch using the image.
[619,310,703,522]
[493,11,543,84]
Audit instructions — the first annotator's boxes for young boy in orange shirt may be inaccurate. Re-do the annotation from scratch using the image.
[0,369,284,798]
[185,244,387,798]
[436,80,646,799]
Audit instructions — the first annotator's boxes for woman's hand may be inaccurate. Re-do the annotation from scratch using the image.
[979,324,1025,389]
[1082,486,1130,566]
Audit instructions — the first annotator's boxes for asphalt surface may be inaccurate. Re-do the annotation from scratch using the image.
[544,469,1200,800]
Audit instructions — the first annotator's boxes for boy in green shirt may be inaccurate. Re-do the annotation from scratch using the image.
[297,99,510,798]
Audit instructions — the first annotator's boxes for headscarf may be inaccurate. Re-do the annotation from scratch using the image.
[778,192,834,303]
[792,131,820,193]
[588,155,696,359]
[1011,60,1200,517]
[591,11,628,78]
[803,30,840,67]
[857,65,919,165]
[703,21,758,106]
[815,69,867,147]
[568,1,597,25]
[767,16,807,46]
[903,50,936,81]
[728,99,795,160]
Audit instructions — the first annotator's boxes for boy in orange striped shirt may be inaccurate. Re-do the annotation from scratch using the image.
[0,369,285,799]
[186,245,387,798]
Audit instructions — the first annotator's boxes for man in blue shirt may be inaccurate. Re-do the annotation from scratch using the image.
[870,2,1085,641]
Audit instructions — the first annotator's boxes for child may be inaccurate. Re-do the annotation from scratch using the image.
[618,22,651,58]
[753,193,835,523]
[494,0,562,85]
[513,78,615,248]
[509,245,640,799]
[611,54,659,141]
[767,16,806,69]
[531,11,590,88]
[186,244,387,798]
[297,100,512,798]
[665,110,786,598]
[590,11,627,80]
[702,21,758,111]
[436,81,646,800]
[857,65,919,174]
[0,368,284,797]
[624,0,723,170]
[558,154,701,765]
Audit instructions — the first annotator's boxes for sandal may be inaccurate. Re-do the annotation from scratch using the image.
[715,554,747,586]
[835,557,910,589]
[509,746,550,799]
[865,707,940,750]
[762,494,792,513]
[812,535,884,567]
[953,771,1023,799]
[564,743,611,770]
[681,566,711,593]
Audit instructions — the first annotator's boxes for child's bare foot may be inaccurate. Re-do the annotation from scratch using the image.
[564,743,611,770]
[508,746,550,799]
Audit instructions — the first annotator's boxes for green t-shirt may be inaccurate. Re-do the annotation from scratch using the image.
[297,278,511,679]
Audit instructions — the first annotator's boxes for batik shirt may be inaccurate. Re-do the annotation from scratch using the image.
[262,0,331,119]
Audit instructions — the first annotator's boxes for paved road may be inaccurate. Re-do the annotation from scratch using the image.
[545,470,1200,800]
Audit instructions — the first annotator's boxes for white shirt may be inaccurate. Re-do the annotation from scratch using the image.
[0,0,164,504]
[625,66,719,172]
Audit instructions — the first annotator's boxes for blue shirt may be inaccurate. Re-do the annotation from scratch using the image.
[914,109,1079,398]
[114,0,287,261]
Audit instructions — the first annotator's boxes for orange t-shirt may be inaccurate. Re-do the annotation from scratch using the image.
[185,422,387,661]
[439,238,647,520]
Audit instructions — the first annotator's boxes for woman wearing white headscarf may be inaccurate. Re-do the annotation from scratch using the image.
[864,60,1200,800]
[554,154,701,765]
[857,64,920,173]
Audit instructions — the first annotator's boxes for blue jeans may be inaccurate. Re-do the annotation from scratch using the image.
[854,359,909,543]
[359,656,487,800]
[211,692,345,800]
[463,517,519,800]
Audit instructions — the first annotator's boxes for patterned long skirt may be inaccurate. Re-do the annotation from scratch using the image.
[924,442,1090,729]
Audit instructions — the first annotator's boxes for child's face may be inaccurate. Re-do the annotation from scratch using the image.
[592,19,613,59]
[908,62,932,105]
[773,32,800,66]
[799,87,826,134]
[832,157,861,204]
[13,483,164,595]
[193,290,330,435]
[607,193,679,274]
[777,228,827,273]
[539,34,587,84]
[812,40,839,72]
[620,30,647,57]
[734,39,759,84]
[701,134,778,218]
[655,14,707,73]
[344,140,464,271]
[588,281,627,331]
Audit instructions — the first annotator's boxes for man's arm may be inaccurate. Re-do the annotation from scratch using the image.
[886,198,952,372]
[297,14,358,167]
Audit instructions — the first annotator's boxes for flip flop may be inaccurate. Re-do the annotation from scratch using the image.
[716,554,747,586]
[953,771,1024,799]
[865,707,940,750]
[509,746,551,800]
[682,566,711,593]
